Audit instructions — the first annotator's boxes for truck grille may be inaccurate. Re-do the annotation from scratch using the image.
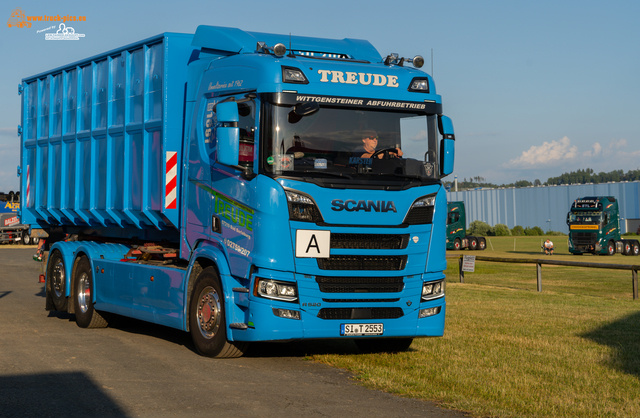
[572,232,597,246]
[316,276,404,293]
[404,206,434,225]
[330,233,409,250]
[317,307,404,320]
[317,255,407,271]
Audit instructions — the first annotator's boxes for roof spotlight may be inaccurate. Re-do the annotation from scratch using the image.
[273,43,287,57]
[412,55,424,68]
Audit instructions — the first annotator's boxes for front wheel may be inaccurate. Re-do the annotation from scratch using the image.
[606,241,615,256]
[453,238,461,251]
[354,338,413,354]
[73,256,109,328]
[189,267,247,358]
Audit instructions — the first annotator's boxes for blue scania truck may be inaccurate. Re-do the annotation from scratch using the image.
[19,26,455,357]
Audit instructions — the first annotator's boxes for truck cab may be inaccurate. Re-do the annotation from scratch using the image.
[567,196,639,256]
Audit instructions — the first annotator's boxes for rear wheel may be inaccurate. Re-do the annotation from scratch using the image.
[189,267,247,358]
[354,338,413,354]
[73,257,109,328]
[633,242,640,256]
[48,250,67,311]
[469,237,478,250]
[623,242,632,256]
[478,238,486,250]
[21,231,30,245]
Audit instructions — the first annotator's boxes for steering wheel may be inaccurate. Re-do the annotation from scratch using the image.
[370,147,399,159]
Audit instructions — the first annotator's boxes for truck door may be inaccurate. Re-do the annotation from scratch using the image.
[209,93,257,278]
[185,81,257,278]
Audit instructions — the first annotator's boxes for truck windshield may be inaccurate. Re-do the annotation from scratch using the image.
[569,211,602,223]
[262,103,439,183]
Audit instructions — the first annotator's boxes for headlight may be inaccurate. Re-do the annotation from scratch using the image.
[286,190,323,223]
[255,278,298,302]
[422,279,445,301]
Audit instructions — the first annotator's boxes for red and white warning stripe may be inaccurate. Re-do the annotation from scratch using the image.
[165,152,177,209]
[26,165,30,207]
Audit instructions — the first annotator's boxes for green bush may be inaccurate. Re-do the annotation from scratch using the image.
[492,224,512,236]
[468,220,491,236]
[511,225,525,236]
[545,230,567,236]
[524,226,544,236]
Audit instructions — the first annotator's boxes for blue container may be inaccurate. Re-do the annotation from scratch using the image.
[19,33,194,231]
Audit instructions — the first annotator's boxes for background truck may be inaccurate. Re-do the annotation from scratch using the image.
[0,193,36,245]
[446,201,486,250]
[19,26,456,357]
[567,196,639,256]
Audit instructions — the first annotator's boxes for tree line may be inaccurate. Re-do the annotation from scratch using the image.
[446,168,640,191]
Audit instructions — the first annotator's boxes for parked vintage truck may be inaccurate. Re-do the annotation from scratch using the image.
[567,196,639,256]
[19,26,456,357]
[445,201,486,250]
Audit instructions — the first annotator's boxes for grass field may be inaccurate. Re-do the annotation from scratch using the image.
[310,236,640,418]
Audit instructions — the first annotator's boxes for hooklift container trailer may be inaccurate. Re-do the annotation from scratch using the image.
[19,26,456,357]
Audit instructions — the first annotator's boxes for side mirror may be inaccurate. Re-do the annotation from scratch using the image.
[438,115,455,177]
[216,101,240,167]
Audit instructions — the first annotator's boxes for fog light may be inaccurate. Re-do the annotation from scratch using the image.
[419,306,441,318]
[273,308,301,320]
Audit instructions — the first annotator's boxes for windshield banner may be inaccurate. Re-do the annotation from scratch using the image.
[270,93,442,113]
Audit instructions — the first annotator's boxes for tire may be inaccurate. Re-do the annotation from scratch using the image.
[73,256,109,328]
[354,338,413,354]
[21,231,30,246]
[48,250,67,311]
[633,242,640,256]
[453,238,461,251]
[478,238,486,250]
[606,241,615,256]
[623,242,632,256]
[469,237,478,250]
[32,237,40,245]
[189,267,248,358]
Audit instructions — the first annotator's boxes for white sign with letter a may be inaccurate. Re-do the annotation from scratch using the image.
[295,230,331,258]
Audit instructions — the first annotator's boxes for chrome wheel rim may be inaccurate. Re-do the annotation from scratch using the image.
[196,286,221,340]
[52,259,65,299]
[77,272,90,314]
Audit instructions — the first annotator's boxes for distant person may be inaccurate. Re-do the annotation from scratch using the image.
[544,239,554,255]
[352,130,403,159]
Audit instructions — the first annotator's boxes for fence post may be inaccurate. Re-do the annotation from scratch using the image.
[536,262,542,292]
[458,256,464,283]
[633,269,638,300]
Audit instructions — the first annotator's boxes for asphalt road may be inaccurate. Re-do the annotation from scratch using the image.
[0,247,466,418]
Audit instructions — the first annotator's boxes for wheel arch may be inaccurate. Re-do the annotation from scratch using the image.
[47,241,130,312]
[183,241,233,334]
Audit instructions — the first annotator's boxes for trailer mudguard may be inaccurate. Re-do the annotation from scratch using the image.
[47,241,130,304]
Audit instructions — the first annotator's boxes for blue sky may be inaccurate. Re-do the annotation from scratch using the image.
[1,0,638,192]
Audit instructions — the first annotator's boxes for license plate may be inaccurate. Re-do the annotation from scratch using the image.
[340,323,383,336]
